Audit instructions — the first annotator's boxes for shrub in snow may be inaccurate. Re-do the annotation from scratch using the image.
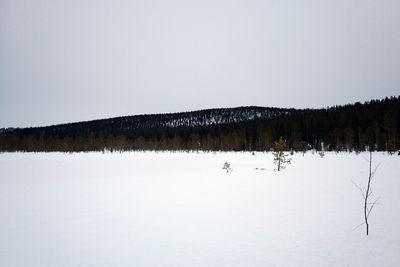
[222,162,233,173]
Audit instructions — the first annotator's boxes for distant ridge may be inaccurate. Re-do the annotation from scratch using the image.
[1,96,399,152]
[3,106,302,134]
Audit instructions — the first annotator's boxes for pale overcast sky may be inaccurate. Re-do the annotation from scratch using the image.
[1,0,399,127]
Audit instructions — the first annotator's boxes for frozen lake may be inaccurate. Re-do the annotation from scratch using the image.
[1,152,399,266]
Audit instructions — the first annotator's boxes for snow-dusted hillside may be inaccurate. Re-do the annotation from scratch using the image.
[114,106,295,129]
[4,106,297,134]
[0,152,399,266]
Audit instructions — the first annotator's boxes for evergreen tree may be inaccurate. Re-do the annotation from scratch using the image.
[273,136,291,171]
[297,140,308,156]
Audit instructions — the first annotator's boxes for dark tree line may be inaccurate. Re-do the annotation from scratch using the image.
[1,96,399,153]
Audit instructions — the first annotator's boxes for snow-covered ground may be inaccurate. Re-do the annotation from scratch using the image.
[0,151,399,267]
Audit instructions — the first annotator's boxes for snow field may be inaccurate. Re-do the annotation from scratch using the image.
[0,152,399,266]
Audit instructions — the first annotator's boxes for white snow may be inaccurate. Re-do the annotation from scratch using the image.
[0,151,399,267]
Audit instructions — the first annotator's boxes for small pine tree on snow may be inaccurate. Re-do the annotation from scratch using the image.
[273,136,291,171]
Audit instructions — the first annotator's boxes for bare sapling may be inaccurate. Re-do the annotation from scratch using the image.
[353,150,381,235]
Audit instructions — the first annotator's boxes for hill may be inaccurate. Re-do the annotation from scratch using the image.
[1,96,399,152]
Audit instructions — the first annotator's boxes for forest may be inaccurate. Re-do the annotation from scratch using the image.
[0,96,399,153]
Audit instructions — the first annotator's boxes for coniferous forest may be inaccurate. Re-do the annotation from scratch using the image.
[1,96,399,153]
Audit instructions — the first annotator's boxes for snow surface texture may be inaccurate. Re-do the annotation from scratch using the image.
[0,152,399,267]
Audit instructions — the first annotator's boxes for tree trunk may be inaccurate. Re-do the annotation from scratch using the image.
[278,153,281,171]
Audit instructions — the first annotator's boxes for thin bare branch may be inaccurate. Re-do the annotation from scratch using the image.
[352,180,365,199]
[367,197,381,219]
[370,163,381,181]
[361,155,369,162]
[352,222,365,232]
[375,162,382,171]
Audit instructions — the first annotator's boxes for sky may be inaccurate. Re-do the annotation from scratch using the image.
[1,0,399,128]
